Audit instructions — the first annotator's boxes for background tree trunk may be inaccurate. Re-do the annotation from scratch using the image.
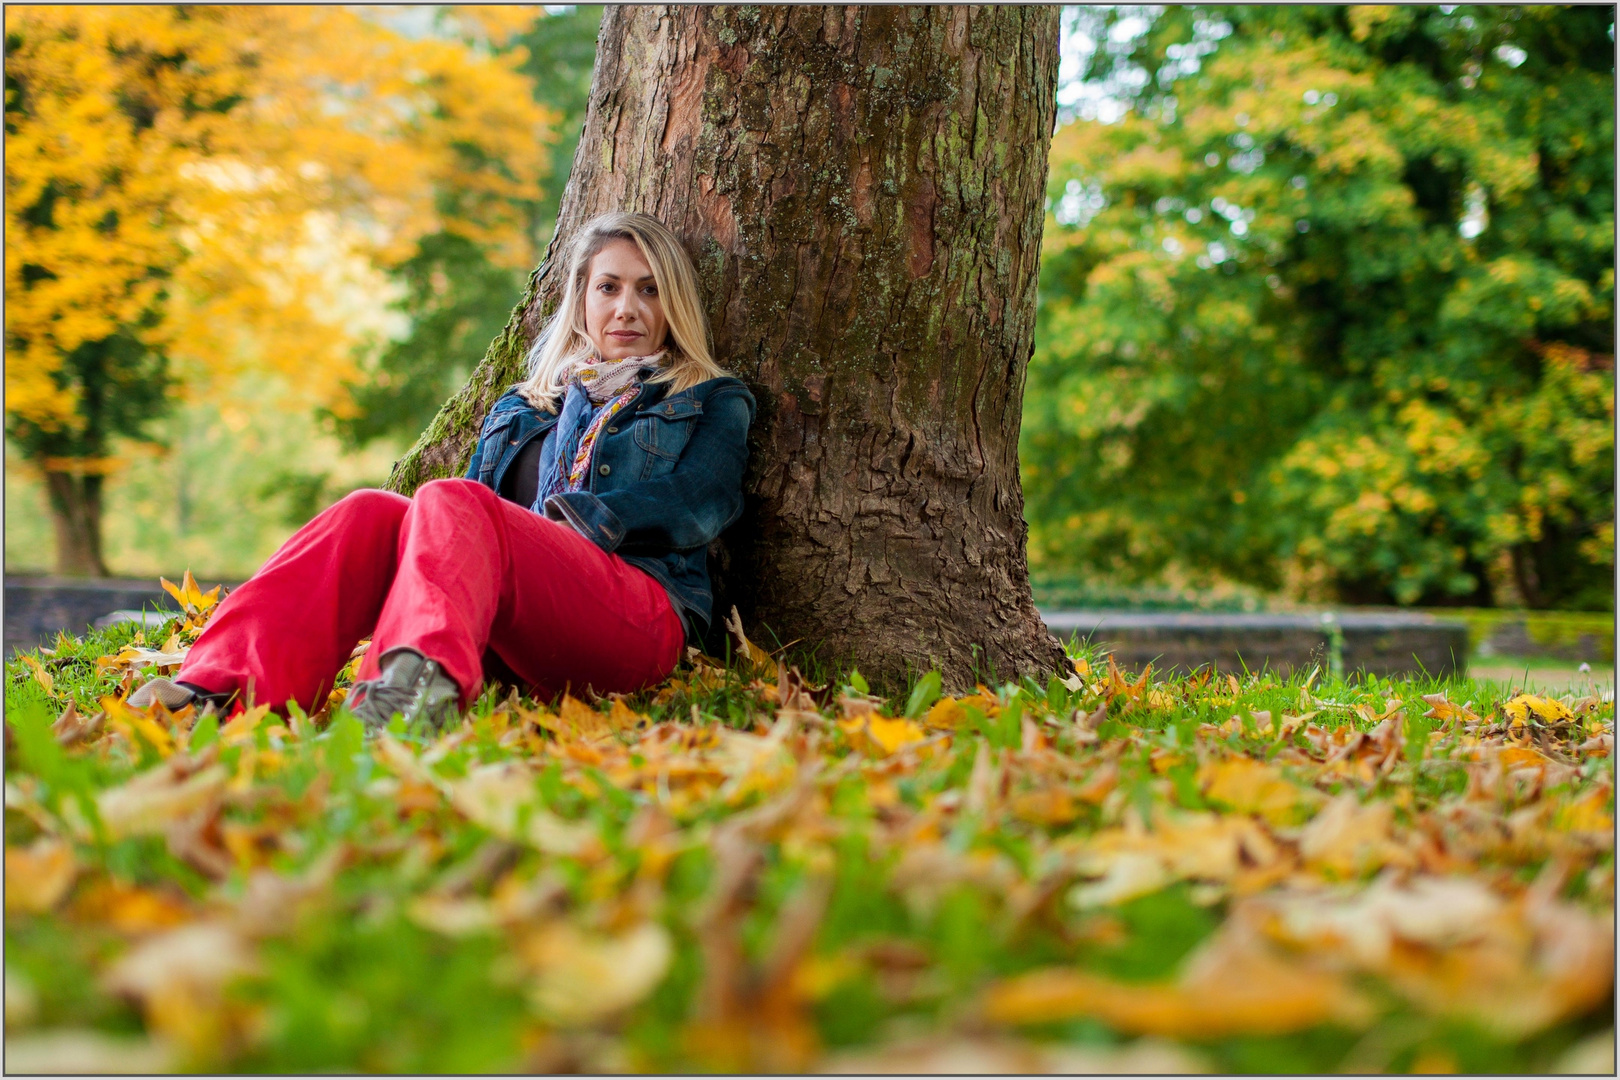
[44,470,109,577]
[387,4,1068,692]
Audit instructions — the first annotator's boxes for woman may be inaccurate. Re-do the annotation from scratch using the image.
[131,212,755,729]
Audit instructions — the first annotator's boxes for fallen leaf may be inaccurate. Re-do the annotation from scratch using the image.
[102,921,258,1054]
[4,838,77,914]
[1067,811,1283,908]
[445,762,599,857]
[407,893,497,937]
[1502,694,1576,728]
[724,604,775,671]
[523,921,672,1025]
[840,714,928,757]
[20,654,54,696]
[71,878,195,934]
[1257,875,1504,968]
[50,700,100,746]
[822,1035,1206,1074]
[1199,757,1324,826]
[2,1030,175,1074]
[1422,693,1481,725]
[160,570,221,618]
[984,921,1371,1036]
[92,762,228,841]
[1298,794,1415,878]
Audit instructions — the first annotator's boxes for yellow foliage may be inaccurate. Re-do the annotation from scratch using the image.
[4,6,554,434]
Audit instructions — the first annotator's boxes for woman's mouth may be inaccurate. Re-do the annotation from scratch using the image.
[609,331,641,340]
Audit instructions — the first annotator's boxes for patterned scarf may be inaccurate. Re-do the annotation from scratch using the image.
[542,350,668,500]
[558,349,668,404]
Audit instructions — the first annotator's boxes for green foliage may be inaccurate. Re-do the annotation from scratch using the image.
[1024,5,1614,610]
[4,332,170,466]
[339,6,605,448]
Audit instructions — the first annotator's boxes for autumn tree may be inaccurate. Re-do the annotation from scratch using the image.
[4,6,551,576]
[1023,5,1614,609]
[389,5,1070,692]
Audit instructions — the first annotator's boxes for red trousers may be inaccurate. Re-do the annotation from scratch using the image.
[177,478,686,713]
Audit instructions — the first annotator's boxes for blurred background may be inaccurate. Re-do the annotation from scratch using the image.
[5,6,1614,675]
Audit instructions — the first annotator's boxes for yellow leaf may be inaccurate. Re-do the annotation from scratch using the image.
[71,878,194,933]
[867,715,928,755]
[20,655,53,696]
[1555,789,1614,834]
[1298,794,1414,878]
[607,697,647,732]
[923,696,965,729]
[4,838,77,913]
[984,925,1370,1036]
[219,703,273,745]
[1199,757,1324,826]
[102,697,176,758]
[839,714,928,757]
[1501,694,1575,728]
[1010,787,1082,826]
[1421,693,1480,724]
[558,694,612,741]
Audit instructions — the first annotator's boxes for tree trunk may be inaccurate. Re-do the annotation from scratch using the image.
[43,469,110,577]
[387,4,1068,692]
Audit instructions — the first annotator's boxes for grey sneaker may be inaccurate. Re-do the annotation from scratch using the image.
[345,648,461,732]
[128,677,235,714]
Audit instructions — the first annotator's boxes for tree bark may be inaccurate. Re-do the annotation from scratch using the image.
[387,4,1068,692]
[44,469,110,577]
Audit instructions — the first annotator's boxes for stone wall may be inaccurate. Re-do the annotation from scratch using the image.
[1039,610,1470,679]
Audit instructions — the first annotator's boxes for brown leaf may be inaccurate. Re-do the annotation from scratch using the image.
[51,700,102,746]
[725,604,775,671]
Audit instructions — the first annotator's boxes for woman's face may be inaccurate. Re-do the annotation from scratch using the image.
[583,238,669,361]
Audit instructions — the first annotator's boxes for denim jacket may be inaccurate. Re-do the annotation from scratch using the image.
[464,374,756,646]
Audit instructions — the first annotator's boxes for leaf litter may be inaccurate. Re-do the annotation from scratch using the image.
[2,597,1614,1072]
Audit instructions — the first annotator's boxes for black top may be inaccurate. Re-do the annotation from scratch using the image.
[499,436,546,509]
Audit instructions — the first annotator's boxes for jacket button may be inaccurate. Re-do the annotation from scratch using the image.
[598,464,611,476]
[606,426,618,434]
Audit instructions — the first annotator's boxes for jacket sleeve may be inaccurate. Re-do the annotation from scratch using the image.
[542,388,753,554]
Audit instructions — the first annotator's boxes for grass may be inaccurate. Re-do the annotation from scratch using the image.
[3,609,1614,1074]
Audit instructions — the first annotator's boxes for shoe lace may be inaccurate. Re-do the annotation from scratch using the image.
[353,680,420,720]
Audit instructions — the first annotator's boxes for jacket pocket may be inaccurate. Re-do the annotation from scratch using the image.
[633,398,703,467]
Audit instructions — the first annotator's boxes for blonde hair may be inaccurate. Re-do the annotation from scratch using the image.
[517,212,727,411]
